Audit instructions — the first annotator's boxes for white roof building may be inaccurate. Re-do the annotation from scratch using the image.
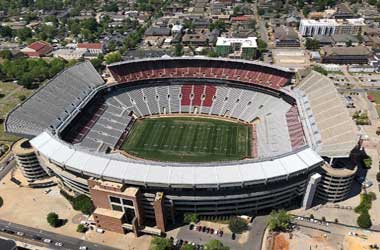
[216,37,258,48]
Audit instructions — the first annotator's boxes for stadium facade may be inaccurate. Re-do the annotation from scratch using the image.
[6,58,359,235]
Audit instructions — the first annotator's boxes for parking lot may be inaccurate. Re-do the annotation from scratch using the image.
[166,217,267,250]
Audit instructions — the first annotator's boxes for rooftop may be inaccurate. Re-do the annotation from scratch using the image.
[216,37,257,48]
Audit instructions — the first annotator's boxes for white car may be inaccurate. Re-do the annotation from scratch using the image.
[79,246,88,250]
[55,242,63,247]
[16,232,24,236]
[43,239,52,243]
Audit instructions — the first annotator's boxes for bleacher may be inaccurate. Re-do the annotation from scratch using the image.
[5,61,104,137]
[108,58,293,91]
[67,82,297,157]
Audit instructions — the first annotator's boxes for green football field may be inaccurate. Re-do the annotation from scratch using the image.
[121,117,252,162]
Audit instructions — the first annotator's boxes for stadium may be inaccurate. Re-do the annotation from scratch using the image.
[6,58,358,234]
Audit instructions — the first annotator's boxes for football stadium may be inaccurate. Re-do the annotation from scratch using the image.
[7,58,359,235]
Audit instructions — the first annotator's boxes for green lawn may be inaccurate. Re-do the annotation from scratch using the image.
[0,82,34,143]
[121,117,252,162]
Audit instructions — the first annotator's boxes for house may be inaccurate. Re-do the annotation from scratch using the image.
[77,43,104,56]
[20,41,53,57]
[144,27,171,36]
[182,33,209,46]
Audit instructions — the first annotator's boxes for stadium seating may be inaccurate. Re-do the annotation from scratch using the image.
[5,61,104,136]
[108,59,292,91]
[65,82,304,155]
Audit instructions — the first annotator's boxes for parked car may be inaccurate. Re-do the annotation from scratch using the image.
[189,224,194,230]
[79,246,88,250]
[43,239,52,243]
[55,242,63,247]
[16,231,24,236]
[232,233,236,240]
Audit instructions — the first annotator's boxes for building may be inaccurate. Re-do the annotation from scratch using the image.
[6,58,359,236]
[299,18,365,37]
[182,33,209,46]
[20,41,53,57]
[77,43,104,57]
[274,26,300,48]
[320,46,370,64]
[12,139,47,182]
[331,34,359,47]
[216,37,257,60]
[53,48,86,60]
[144,27,171,36]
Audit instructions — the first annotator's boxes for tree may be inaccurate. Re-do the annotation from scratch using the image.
[377,172,380,182]
[90,58,103,71]
[357,211,372,228]
[346,40,353,47]
[368,0,377,5]
[47,212,60,227]
[77,224,87,233]
[228,216,248,234]
[302,6,311,18]
[16,27,32,41]
[257,39,267,54]
[0,50,12,60]
[0,196,3,207]
[73,195,94,215]
[104,51,122,65]
[204,239,229,250]
[150,237,172,250]
[305,38,320,50]
[268,210,291,232]
[175,44,184,56]
[183,213,198,224]
[313,65,328,76]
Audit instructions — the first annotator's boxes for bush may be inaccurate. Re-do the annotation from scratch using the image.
[357,211,372,229]
[76,224,87,233]
[334,218,338,223]
[268,209,291,232]
[355,193,374,214]
[363,157,372,169]
[228,216,248,234]
[309,214,314,219]
[183,213,198,224]
[321,216,326,222]
[0,196,3,207]
[18,95,26,101]
[376,172,380,182]
[204,239,229,250]
[73,195,94,215]
[47,212,59,227]
[181,244,196,250]
[150,237,172,250]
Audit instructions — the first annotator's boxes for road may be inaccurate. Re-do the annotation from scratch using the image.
[0,219,119,250]
[247,216,268,250]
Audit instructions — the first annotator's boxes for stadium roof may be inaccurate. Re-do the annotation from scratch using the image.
[31,131,323,188]
[4,61,104,137]
[295,71,358,158]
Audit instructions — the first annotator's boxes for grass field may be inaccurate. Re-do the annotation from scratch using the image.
[0,82,34,143]
[121,117,252,162]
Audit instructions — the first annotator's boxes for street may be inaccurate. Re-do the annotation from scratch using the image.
[0,219,119,250]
